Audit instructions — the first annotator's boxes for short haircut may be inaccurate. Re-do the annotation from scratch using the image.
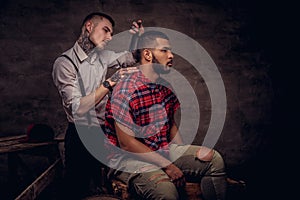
[135,30,170,62]
[137,30,169,50]
[82,12,115,27]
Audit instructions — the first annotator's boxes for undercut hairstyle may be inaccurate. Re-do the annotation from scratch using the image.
[135,31,170,62]
[81,12,115,27]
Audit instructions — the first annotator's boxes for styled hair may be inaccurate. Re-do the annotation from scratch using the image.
[135,31,169,62]
[137,31,169,49]
[82,12,115,27]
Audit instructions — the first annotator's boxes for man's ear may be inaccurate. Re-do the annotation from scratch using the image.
[85,20,93,33]
[143,49,152,62]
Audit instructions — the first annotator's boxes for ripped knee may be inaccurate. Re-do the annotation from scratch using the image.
[147,173,178,199]
[196,146,214,161]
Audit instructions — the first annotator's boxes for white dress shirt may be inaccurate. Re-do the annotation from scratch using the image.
[52,42,135,126]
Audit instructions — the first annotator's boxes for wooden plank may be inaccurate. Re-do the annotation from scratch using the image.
[0,134,64,144]
[0,141,57,154]
[0,135,64,154]
[0,135,27,147]
[0,135,27,142]
[15,158,62,200]
[54,136,64,142]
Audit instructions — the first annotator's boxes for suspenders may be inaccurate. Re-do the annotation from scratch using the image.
[60,54,92,125]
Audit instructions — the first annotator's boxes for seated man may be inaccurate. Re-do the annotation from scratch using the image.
[104,30,227,200]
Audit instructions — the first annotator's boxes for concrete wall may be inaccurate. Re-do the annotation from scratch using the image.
[0,0,280,199]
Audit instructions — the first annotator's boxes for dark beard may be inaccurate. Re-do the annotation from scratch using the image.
[152,55,171,74]
[77,31,95,55]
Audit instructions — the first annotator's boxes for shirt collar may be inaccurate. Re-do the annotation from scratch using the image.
[73,42,101,64]
[73,42,88,62]
[136,70,165,88]
[137,70,152,85]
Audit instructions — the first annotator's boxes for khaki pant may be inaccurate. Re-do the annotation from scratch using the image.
[111,144,227,200]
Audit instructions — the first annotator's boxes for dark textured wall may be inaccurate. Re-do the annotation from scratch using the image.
[0,0,282,199]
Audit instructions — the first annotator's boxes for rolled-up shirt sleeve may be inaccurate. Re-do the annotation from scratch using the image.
[52,57,82,117]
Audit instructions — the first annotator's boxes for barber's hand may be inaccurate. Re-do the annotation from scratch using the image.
[109,67,139,85]
[163,164,185,188]
[129,19,144,36]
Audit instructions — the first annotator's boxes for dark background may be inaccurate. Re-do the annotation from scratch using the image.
[0,0,289,199]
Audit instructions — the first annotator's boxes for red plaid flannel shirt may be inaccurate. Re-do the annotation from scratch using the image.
[104,71,180,157]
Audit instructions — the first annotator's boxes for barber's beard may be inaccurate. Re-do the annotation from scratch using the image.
[96,41,108,50]
[152,55,171,74]
[93,44,105,54]
[77,31,96,55]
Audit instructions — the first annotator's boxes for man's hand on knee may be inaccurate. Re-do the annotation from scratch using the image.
[163,164,185,188]
[196,146,214,161]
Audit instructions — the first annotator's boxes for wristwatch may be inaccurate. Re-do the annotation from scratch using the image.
[102,80,113,92]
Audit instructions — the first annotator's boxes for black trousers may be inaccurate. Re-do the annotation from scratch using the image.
[63,123,106,199]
